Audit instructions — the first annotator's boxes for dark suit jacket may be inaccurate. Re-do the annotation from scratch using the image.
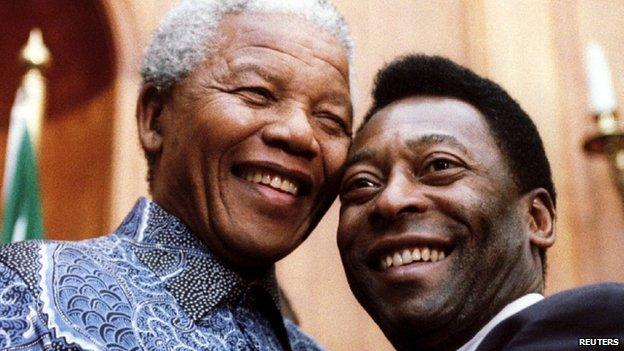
[477,283,624,350]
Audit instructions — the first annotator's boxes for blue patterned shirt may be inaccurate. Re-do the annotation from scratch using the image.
[0,198,322,351]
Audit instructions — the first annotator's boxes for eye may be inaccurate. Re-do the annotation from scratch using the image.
[340,175,380,203]
[426,159,457,172]
[420,156,466,185]
[314,112,350,137]
[234,87,276,106]
[350,178,376,189]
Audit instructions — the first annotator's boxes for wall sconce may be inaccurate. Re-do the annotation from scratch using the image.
[583,111,624,201]
[583,43,623,200]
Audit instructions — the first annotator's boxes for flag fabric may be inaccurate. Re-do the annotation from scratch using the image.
[1,128,43,243]
[1,29,48,244]
[1,85,44,244]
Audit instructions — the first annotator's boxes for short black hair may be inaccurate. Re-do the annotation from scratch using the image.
[361,54,555,275]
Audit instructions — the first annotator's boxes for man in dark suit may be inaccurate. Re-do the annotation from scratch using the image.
[337,54,624,351]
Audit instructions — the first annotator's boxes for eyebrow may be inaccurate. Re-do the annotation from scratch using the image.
[406,134,469,155]
[317,93,351,109]
[233,62,353,116]
[345,133,469,169]
[344,148,375,169]
[231,63,351,102]
[230,62,284,83]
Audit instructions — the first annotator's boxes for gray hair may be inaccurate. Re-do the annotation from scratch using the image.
[141,0,355,93]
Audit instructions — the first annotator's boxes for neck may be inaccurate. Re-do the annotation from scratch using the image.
[389,275,544,351]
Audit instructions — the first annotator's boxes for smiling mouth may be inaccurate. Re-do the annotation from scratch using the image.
[378,246,453,271]
[232,165,310,197]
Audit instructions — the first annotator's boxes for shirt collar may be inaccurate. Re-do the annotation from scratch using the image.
[117,197,280,321]
[456,293,544,351]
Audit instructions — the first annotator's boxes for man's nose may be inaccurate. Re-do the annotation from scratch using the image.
[261,106,320,159]
[371,173,429,223]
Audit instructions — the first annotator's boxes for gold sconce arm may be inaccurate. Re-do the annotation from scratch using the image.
[583,111,624,201]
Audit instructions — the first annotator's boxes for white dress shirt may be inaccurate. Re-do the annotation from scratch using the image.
[457,293,544,351]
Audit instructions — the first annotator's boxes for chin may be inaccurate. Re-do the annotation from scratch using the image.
[369,303,460,351]
[353,278,452,329]
[220,230,303,268]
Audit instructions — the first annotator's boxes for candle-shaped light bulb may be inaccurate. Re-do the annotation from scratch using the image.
[585,43,617,114]
[21,29,50,69]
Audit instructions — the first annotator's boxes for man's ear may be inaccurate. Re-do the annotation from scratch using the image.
[136,83,165,154]
[522,188,556,249]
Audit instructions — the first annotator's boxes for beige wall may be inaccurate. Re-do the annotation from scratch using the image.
[96,1,624,350]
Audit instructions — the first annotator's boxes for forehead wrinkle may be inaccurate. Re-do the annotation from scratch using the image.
[249,41,348,85]
[277,43,350,87]
[227,43,346,84]
[252,43,315,68]
[237,21,346,75]
[312,50,349,83]
[227,60,286,83]
[405,134,470,156]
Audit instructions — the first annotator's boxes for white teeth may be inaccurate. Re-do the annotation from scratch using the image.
[241,171,300,196]
[401,249,412,264]
[261,174,271,185]
[412,248,421,261]
[431,249,439,262]
[280,180,291,192]
[392,252,403,267]
[270,176,282,188]
[385,256,393,268]
[379,246,448,270]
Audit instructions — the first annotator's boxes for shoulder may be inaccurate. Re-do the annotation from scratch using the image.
[284,319,325,351]
[0,235,136,350]
[541,282,624,304]
[0,241,49,349]
[0,240,46,293]
[477,283,624,351]
[524,282,624,323]
[0,234,125,282]
[0,237,128,298]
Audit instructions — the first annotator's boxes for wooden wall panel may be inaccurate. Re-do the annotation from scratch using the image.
[334,0,469,120]
[101,0,149,226]
[40,88,115,240]
[553,0,624,286]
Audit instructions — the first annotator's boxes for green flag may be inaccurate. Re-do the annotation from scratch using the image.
[1,128,43,243]
[1,29,47,244]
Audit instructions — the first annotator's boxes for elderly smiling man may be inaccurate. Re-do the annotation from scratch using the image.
[0,1,353,350]
[338,55,624,351]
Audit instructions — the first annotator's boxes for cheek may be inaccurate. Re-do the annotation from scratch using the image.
[320,138,350,180]
[337,206,366,253]
[336,225,351,254]
[197,96,262,132]
[197,100,262,145]
[435,184,504,237]
[457,199,519,264]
